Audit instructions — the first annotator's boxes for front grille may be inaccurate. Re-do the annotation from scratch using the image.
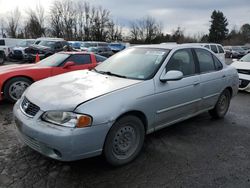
[24,48,39,54]
[239,79,250,88]
[21,97,40,117]
[237,69,250,75]
[14,50,22,55]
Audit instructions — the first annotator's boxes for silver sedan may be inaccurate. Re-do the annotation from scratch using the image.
[13,44,239,166]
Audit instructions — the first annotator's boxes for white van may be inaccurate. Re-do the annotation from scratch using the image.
[183,43,226,63]
[0,38,25,59]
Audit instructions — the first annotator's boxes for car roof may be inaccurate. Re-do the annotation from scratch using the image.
[133,44,220,54]
[58,51,94,55]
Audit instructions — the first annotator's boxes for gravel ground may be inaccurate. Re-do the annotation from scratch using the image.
[0,92,250,188]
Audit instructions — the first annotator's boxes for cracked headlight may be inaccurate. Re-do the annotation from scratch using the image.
[42,111,92,128]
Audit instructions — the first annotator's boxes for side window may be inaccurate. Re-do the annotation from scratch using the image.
[54,42,62,50]
[213,55,223,70]
[66,54,91,65]
[204,45,210,49]
[210,45,218,53]
[0,40,5,46]
[95,55,106,62]
[166,49,196,76]
[217,45,224,53]
[195,49,215,73]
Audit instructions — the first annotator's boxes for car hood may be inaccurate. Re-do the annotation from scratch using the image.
[29,44,51,51]
[25,70,142,111]
[0,64,36,74]
[13,46,27,51]
[231,62,250,70]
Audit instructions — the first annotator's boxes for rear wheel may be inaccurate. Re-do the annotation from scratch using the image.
[104,115,145,166]
[209,89,231,118]
[3,77,32,103]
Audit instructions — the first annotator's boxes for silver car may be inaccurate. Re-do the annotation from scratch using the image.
[13,44,239,166]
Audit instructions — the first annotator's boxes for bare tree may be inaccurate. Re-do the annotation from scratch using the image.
[130,21,140,42]
[107,20,122,41]
[6,8,21,38]
[129,16,162,43]
[89,6,111,41]
[24,4,46,38]
[49,0,64,38]
[0,18,6,37]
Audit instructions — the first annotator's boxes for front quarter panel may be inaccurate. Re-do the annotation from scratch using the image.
[74,80,156,133]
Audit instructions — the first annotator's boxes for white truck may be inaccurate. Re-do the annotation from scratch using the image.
[0,38,25,59]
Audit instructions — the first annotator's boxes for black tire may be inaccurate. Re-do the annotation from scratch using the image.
[3,77,32,103]
[209,89,231,119]
[104,115,145,166]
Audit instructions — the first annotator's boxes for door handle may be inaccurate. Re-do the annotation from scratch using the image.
[193,81,200,86]
[222,75,226,78]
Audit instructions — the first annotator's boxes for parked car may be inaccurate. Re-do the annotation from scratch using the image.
[224,46,247,58]
[24,38,68,62]
[13,44,238,166]
[87,46,114,57]
[108,43,126,53]
[0,52,106,102]
[183,43,225,63]
[80,41,108,51]
[241,46,250,54]
[0,38,25,59]
[9,39,35,60]
[68,41,82,50]
[231,53,250,92]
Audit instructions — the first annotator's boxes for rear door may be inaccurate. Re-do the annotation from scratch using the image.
[194,48,226,109]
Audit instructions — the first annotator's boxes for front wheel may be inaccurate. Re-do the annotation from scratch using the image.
[103,115,145,166]
[3,77,32,103]
[209,89,231,118]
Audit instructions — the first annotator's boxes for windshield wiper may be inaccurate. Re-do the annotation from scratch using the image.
[98,71,127,78]
[92,69,127,78]
[105,71,127,78]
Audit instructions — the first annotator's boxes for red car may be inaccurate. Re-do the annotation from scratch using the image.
[0,52,107,102]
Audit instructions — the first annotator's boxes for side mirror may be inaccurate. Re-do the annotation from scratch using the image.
[160,70,183,82]
[63,61,75,69]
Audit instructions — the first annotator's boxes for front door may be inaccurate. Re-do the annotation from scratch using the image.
[51,54,93,76]
[154,48,202,130]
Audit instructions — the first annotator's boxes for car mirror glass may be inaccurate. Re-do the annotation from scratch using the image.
[63,61,75,69]
[160,70,183,82]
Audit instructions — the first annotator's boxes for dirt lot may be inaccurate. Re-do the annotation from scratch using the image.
[0,91,250,188]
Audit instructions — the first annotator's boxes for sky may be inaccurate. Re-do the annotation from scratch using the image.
[0,0,250,36]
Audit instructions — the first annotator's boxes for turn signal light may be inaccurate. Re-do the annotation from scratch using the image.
[76,115,92,128]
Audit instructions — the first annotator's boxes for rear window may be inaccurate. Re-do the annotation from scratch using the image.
[217,45,224,53]
[210,45,218,53]
[0,40,5,46]
[195,48,215,73]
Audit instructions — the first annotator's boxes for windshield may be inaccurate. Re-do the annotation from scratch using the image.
[18,40,35,47]
[240,54,250,62]
[81,42,97,48]
[37,53,70,67]
[95,48,169,80]
[110,44,122,47]
[39,41,56,48]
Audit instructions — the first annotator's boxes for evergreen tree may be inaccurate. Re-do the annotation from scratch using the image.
[208,10,228,43]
